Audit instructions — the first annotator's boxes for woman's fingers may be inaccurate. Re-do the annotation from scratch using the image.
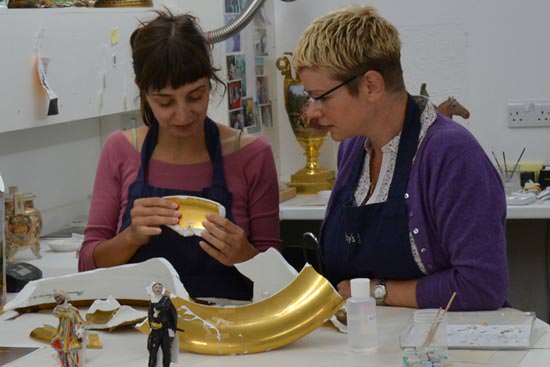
[128,197,180,245]
[200,227,230,253]
[204,214,241,234]
[131,197,180,226]
[136,225,163,236]
[200,217,239,265]
[201,219,231,244]
[132,213,179,227]
[200,215,257,266]
[132,205,180,219]
[135,197,178,209]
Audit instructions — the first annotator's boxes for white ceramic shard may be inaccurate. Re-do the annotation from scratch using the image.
[235,247,298,302]
[87,295,120,314]
[5,246,304,312]
[4,258,188,311]
[86,304,147,330]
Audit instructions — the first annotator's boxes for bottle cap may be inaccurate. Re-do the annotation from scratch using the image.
[350,278,371,299]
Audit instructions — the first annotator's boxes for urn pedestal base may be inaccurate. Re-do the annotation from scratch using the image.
[289,169,335,194]
[289,134,335,194]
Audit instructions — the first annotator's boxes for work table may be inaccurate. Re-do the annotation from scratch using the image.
[280,194,550,220]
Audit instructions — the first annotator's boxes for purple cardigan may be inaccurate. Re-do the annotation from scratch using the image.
[329,115,508,310]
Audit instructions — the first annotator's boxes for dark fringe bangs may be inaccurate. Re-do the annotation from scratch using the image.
[139,39,212,92]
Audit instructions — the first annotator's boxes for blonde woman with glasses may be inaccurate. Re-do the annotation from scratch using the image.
[293,5,507,311]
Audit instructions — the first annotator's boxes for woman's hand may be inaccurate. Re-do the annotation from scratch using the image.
[199,214,259,266]
[125,197,180,247]
[337,280,352,299]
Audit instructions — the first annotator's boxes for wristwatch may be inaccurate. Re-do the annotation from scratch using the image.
[373,279,387,305]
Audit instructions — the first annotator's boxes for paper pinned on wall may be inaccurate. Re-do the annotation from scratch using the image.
[97,69,107,110]
[33,55,59,116]
[31,27,58,116]
[122,68,128,110]
[110,27,120,46]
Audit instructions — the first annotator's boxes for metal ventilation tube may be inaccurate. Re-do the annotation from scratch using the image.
[205,0,296,44]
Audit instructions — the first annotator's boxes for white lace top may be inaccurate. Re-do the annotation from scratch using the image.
[354,96,437,206]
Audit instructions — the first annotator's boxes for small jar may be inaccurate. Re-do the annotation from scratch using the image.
[5,190,42,262]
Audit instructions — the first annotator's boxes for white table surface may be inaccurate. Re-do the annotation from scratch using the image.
[2,251,550,367]
[280,194,550,221]
[1,306,549,367]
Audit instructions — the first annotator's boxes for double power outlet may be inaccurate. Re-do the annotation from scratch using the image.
[507,101,550,128]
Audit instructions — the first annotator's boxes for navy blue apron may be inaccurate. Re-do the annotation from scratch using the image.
[120,118,253,301]
[320,96,424,286]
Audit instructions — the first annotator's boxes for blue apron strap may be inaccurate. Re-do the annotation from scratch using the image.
[343,137,368,206]
[136,121,160,185]
[203,118,227,189]
[387,95,421,200]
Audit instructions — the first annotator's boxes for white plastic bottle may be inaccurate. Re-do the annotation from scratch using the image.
[347,278,378,352]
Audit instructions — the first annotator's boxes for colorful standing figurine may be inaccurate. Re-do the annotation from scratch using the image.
[147,282,178,367]
[50,290,85,367]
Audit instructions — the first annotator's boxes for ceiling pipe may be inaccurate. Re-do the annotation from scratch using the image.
[205,0,296,44]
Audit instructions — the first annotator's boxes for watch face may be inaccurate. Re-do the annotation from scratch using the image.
[374,285,386,299]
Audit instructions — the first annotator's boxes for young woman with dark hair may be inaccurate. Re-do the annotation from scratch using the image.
[79,10,280,302]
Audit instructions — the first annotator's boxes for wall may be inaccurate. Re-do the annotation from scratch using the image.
[0,2,227,235]
[0,8,146,132]
[273,0,550,181]
[2,0,549,234]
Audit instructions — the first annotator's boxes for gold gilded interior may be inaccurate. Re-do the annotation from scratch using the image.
[138,265,343,355]
[30,324,57,343]
[86,309,117,324]
[166,197,221,232]
[87,334,103,349]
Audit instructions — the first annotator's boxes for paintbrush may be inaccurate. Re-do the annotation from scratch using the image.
[491,151,504,176]
[503,152,508,178]
[422,292,457,347]
[508,147,526,183]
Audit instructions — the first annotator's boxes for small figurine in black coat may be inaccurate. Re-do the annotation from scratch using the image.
[147,282,178,367]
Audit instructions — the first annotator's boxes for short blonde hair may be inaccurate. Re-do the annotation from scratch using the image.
[293,5,404,93]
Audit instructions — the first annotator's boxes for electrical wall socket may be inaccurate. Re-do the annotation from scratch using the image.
[507,101,550,128]
[533,102,550,124]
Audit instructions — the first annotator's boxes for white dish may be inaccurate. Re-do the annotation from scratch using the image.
[506,192,537,206]
[47,238,82,252]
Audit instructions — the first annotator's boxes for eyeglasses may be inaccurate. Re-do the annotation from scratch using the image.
[306,75,359,103]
